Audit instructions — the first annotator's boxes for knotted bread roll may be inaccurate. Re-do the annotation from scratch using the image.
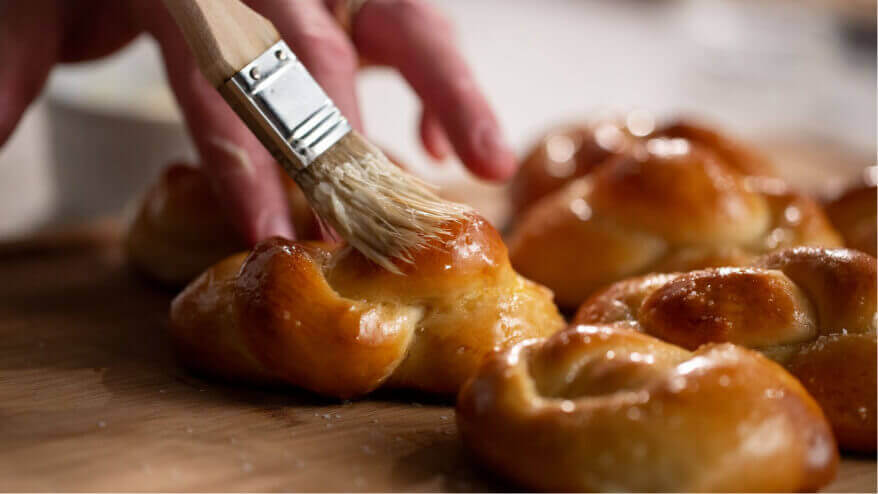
[509,118,775,218]
[126,163,321,286]
[456,324,838,492]
[170,214,565,398]
[575,247,877,452]
[508,137,842,308]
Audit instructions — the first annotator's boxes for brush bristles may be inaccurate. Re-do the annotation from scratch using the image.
[294,131,470,274]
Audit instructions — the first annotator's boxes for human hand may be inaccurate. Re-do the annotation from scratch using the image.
[0,0,516,243]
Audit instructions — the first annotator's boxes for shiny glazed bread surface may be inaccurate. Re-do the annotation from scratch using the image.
[508,138,842,308]
[170,214,565,398]
[575,247,877,451]
[126,163,321,286]
[456,324,838,492]
[509,118,775,218]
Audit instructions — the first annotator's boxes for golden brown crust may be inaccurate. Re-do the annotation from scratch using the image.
[126,163,322,287]
[125,164,245,286]
[824,166,877,256]
[509,120,638,217]
[639,268,818,350]
[169,252,277,384]
[456,324,838,492]
[575,247,877,452]
[753,247,877,333]
[587,146,770,244]
[786,332,876,452]
[170,214,565,398]
[325,215,509,295]
[508,141,842,309]
[654,120,775,177]
[509,118,775,219]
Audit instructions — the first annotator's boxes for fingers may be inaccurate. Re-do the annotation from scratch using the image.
[353,0,517,180]
[0,0,61,146]
[246,0,363,131]
[135,1,294,244]
[56,0,138,62]
[0,0,138,147]
[419,108,451,161]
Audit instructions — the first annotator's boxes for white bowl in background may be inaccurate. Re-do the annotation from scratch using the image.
[46,36,195,225]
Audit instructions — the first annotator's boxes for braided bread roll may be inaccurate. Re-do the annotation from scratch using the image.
[457,324,838,492]
[575,247,877,452]
[170,214,565,398]
[508,138,842,308]
[509,118,775,218]
[126,163,322,286]
[824,165,877,256]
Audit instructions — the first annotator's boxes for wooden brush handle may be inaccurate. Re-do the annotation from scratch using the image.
[162,0,280,87]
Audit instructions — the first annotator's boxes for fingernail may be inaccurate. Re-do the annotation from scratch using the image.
[259,211,295,241]
[474,122,517,180]
[431,135,452,161]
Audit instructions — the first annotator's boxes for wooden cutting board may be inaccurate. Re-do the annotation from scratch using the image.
[0,224,874,492]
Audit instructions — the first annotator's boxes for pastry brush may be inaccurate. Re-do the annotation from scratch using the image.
[161,0,468,272]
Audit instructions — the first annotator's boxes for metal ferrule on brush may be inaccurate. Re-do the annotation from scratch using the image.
[221,40,351,173]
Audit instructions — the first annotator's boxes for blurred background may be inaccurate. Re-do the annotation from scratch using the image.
[0,0,874,237]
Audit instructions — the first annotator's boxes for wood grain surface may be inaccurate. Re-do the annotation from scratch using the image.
[0,226,874,492]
